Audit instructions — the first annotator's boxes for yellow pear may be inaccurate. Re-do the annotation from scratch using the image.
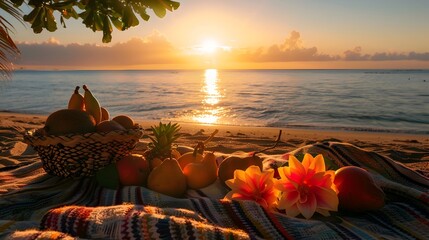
[149,157,163,170]
[147,158,187,197]
[67,86,85,111]
[83,85,102,124]
[101,107,110,121]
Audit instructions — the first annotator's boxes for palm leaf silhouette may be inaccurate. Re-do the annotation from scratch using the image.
[0,0,23,80]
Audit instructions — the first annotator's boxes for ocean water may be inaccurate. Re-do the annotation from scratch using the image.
[0,69,428,134]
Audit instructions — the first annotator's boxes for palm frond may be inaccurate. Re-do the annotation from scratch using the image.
[0,1,23,22]
[0,0,23,80]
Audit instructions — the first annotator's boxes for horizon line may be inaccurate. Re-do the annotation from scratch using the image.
[13,68,429,72]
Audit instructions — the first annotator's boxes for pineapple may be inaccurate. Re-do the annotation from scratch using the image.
[144,122,181,166]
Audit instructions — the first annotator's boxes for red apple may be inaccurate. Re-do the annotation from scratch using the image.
[116,154,150,186]
[334,166,385,212]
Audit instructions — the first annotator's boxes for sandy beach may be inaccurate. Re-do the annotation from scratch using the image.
[1,111,428,176]
[1,110,429,239]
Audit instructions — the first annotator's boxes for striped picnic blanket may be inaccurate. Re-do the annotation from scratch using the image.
[1,142,428,239]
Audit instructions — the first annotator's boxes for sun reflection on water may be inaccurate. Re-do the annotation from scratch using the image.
[193,69,223,124]
[203,69,221,105]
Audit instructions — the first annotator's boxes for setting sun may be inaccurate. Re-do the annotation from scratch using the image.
[200,39,219,54]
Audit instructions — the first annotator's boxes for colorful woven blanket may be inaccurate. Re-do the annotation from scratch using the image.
[1,141,428,239]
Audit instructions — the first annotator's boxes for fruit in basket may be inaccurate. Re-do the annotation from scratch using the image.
[334,166,385,212]
[183,152,218,189]
[147,158,187,197]
[44,109,96,135]
[83,84,102,124]
[101,107,110,121]
[68,86,85,111]
[112,115,134,129]
[116,154,150,186]
[95,163,120,189]
[96,120,125,132]
[218,154,263,187]
[144,122,181,166]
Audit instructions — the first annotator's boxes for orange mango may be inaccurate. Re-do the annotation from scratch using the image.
[177,152,203,170]
[183,152,218,189]
[218,154,263,187]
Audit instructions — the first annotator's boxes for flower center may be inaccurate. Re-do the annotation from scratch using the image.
[253,186,264,198]
[298,184,310,203]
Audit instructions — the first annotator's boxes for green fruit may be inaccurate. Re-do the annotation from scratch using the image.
[44,109,96,135]
[95,163,120,190]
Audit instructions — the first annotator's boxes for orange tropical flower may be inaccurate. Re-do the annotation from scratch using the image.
[275,153,338,219]
[224,165,279,209]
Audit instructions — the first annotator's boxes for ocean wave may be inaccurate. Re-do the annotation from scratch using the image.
[2,69,429,135]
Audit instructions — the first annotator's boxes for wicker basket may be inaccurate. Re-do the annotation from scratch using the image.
[23,126,144,178]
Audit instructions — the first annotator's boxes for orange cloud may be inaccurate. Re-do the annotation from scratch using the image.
[15,31,186,69]
[233,31,339,62]
[343,47,371,61]
[13,30,429,70]
[344,46,429,61]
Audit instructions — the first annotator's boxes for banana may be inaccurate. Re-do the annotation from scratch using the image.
[101,107,110,121]
[83,84,102,124]
[68,86,85,111]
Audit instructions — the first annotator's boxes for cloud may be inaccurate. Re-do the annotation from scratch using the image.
[343,47,371,61]
[15,31,186,68]
[408,52,429,61]
[13,30,429,70]
[47,37,61,45]
[234,31,339,62]
[370,52,408,61]
[232,31,429,63]
[373,51,429,61]
[344,46,429,61]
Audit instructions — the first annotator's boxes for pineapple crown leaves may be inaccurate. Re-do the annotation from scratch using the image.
[148,122,182,156]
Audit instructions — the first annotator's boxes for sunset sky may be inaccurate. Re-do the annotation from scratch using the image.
[7,0,429,70]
